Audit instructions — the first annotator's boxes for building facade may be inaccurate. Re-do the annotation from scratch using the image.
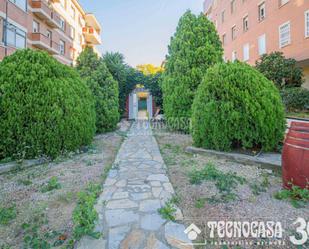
[204,0,309,89]
[0,0,101,65]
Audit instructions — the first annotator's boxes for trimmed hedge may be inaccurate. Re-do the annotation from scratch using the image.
[280,87,309,111]
[76,48,119,132]
[162,11,223,131]
[0,49,96,160]
[191,62,286,152]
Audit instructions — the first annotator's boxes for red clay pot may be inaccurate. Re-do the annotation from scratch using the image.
[282,122,309,189]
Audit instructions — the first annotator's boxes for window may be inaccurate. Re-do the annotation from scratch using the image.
[258,34,266,55]
[232,51,237,62]
[259,2,266,21]
[0,18,4,44]
[71,6,76,19]
[4,21,26,48]
[9,0,27,11]
[70,26,75,39]
[305,10,309,38]
[221,10,225,23]
[222,34,226,46]
[46,30,52,40]
[231,0,236,14]
[279,21,291,48]
[59,17,65,31]
[243,43,249,61]
[243,15,249,32]
[231,25,236,40]
[59,40,65,55]
[280,0,289,6]
[33,20,39,33]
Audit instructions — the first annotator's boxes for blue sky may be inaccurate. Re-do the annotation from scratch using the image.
[79,0,204,67]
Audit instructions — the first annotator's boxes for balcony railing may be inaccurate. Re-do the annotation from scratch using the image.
[82,27,102,45]
[30,33,59,55]
[30,0,61,28]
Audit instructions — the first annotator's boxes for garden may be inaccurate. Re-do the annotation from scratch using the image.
[0,8,308,249]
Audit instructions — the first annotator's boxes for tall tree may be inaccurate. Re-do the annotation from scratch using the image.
[76,47,119,132]
[136,64,164,75]
[161,11,223,131]
[103,52,128,114]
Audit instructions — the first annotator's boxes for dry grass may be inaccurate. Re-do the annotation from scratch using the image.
[155,132,309,249]
[0,121,130,249]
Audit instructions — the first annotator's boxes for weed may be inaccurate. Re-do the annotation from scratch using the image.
[274,185,309,208]
[158,201,176,221]
[72,183,102,242]
[0,205,16,225]
[170,194,181,205]
[41,177,61,193]
[18,178,33,186]
[189,163,245,203]
[250,174,271,196]
[56,191,75,204]
[195,198,207,208]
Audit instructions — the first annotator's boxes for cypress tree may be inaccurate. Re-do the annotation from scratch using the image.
[162,11,223,131]
[76,47,119,132]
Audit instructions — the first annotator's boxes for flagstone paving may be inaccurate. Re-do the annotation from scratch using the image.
[77,122,192,249]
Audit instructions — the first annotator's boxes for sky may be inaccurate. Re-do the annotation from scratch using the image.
[78,0,204,67]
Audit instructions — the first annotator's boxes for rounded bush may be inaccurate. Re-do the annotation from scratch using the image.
[192,62,286,152]
[280,87,309,111]
[0,49,96,160]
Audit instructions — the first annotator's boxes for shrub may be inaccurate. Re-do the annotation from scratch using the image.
[76,48,119,132]
[0,49,96,160]
[280,87,309,111]
[192,62,286,152]
[255,52,304,88]
[162,11,223,131]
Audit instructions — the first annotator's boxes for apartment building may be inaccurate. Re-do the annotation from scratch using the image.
[204,0,309,89]
[0,0,101,65]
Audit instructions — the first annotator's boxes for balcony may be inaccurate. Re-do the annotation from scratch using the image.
[30,33,59,55]
[30,0,61,28]
[82,27,101,45]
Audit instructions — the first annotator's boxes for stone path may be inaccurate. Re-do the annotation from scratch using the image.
[77,122,192,249]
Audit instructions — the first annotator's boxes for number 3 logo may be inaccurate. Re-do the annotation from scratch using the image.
[290,217,309,245]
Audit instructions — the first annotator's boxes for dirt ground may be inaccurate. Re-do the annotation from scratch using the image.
[0,121,130,249]
[155,132,309,249]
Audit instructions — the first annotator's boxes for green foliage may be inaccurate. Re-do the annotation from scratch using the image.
[158,201,177,221]
[41,177,61,193]
[195,198,207,208]
[162,10,223,131]
[144,73,163,107]
[274,185,309,208]
[192,62,286,152]
[280,87,309,111]
[72,183,101,241]
[0,205,16,225]
[102,52,128,114]
[76,47,119,133]
[0,49,96,160]
[250,174,270,196]
[255,51,304,88]
[189,163,245,203]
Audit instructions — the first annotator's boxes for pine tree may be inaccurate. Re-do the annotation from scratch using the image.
[76,47,119,132]
[162,11,223,131]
